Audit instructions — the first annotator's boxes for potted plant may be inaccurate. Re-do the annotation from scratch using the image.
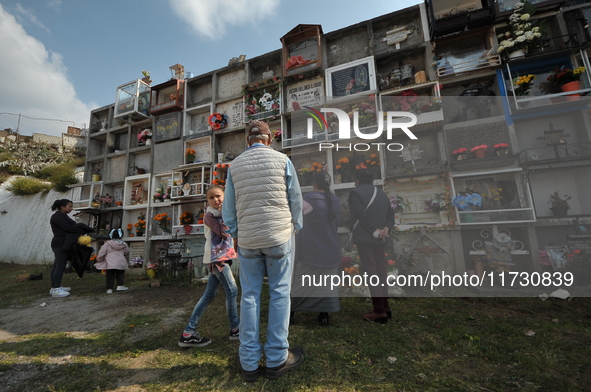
[546,67,586,100]
[471,144,488,159]
[335,157,354,183]
[134,212,146,236]
[272,129,282,142]
[512,74,536,96]
[494,143,510,156]
[497,1,543,59]
[452,148,468,161]
[146,261,158,279]
[548,191,571,217]
[185,148,196,164]
[154,213,171,234]
[179,211,195,235]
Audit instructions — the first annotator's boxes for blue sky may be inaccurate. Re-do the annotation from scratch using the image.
[0,0,420,136]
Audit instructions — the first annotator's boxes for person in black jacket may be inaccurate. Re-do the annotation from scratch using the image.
[348,168,395,324]
[49,199,86,298]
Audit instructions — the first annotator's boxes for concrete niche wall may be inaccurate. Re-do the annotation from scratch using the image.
[326,26,371,68]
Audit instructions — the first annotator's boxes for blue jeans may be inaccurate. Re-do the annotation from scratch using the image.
[238,236,294,371]
[184,264,239,334]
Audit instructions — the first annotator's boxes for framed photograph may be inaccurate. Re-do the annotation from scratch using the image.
[154,112,181,143]
[325,56,376,98]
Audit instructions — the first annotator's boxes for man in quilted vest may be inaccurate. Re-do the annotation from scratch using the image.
[223,120,303,381]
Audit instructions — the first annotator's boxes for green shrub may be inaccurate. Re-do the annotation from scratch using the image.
[6,165,24,175]
[0,174,8,184]
[51,173,79,192]
[7,177,52,195]
[0,152,12,163]
[71,156,86,165]
[34,163,74,180]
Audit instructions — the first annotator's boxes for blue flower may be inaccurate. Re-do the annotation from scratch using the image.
[467,193,482,207]
[452,195,468,209]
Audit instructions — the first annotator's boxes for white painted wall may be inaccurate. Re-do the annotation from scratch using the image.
[0,178,74,265]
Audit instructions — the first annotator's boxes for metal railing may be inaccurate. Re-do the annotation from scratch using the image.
[519,142,591,165]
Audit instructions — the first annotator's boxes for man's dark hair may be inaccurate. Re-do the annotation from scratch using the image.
[355,168,373,184]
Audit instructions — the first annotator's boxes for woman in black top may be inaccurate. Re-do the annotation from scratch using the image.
[49,199,85,298]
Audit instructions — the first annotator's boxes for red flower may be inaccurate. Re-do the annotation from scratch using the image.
[573,249,582,254]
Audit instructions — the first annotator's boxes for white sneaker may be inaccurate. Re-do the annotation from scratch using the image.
[50,287,71,295]
[106,289,113,294]
[116,286,128,291]
[51,288,70,298]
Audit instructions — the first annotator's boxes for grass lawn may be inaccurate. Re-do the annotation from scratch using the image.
[0,262,590,391]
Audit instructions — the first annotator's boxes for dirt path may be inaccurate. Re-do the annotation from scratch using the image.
[0,286,191,341]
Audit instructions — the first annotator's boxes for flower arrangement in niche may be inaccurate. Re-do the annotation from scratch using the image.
[335,157,354,182]
[566,249,591,281]
[130,257,143,268]
[297,161,324,187]
[497,1,544,58]
[539,250,552,267]
[356,154,380,178]
[208,113,229,130]
[138,128,152,143]
[286,55,313,70]
[384,91,442,114]
[185,148,196,164]
[99,194,113,205]
[127,223,133,237]
[272,129,282,142]
[452,190,482,211]
[512,74,536,96]
[424,193,448,213]
[546,67,586,86]
[134,212,146,236]
[548,191,571,214]
[179,211,195,225]
[153,181,168,202]
[390,195,408,212]
[244,89,280,120]
[154,213,171,232]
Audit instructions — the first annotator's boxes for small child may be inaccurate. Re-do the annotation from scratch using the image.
[178,185,239,348]
[94,228,130,294]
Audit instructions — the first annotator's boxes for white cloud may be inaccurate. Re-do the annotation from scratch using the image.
[47,0,62,13]
[0,4,95,136]
[14,3,50,33]
[169,0,279,39]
